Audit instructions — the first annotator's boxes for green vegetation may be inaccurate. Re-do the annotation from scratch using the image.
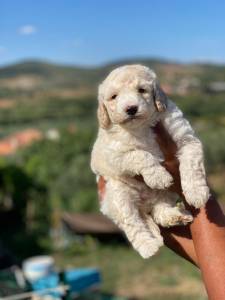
[54,241,206,299]
[0,59,224,299]
[16,128,97,213]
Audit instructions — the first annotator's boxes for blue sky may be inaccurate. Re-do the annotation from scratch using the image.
[1,0,225,66]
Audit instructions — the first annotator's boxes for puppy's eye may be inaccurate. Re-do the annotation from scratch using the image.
[138,88,146,94]
[111,94,117,100]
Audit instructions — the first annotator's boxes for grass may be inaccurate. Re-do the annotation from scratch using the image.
[53,240,207,300]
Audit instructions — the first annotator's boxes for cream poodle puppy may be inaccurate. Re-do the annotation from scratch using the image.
[91,65,209,258]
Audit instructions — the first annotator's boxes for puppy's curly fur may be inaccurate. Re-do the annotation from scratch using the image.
[91,65,209,258]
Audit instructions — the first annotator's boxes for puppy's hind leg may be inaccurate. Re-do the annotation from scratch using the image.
[101,180,163,258]
[139,203,163,245]
[151,191,193,228]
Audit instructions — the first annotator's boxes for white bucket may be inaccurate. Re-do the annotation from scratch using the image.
[22,255,55,282]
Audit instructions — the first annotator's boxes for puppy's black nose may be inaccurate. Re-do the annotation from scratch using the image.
[126,105,138,116]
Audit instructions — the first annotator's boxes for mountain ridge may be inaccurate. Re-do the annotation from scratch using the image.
[0,58,225,92]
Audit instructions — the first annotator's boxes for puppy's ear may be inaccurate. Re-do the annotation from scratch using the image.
[153,81,167,112]
[97,102,111,129]
[97,83,111,129]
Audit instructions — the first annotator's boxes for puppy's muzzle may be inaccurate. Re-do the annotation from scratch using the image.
[126,105,138,116]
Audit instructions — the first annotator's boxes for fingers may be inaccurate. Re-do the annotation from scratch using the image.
[153,121,177,159]
[97,176,106,201]
[161,159,183,196]
[154,122,183,195]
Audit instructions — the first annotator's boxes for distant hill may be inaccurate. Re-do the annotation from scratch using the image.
[1,59,225,93]
[0,61,100,90]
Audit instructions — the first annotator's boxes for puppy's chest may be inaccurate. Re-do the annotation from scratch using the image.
[126,130,163,159]
[133,135,155,151]
[114,129,163,160]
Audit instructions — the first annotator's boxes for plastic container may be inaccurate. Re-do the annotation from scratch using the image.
[22,256,55,282]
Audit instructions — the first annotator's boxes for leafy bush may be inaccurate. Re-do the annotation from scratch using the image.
[14,127,98,213]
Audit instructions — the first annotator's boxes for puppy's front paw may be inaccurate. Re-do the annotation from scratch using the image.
[143,167,173,189]
[184,185,210,209]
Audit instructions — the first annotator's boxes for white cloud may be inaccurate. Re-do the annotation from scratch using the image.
[18,25,37,35]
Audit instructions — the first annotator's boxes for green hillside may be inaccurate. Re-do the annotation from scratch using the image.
[1,59,225,90]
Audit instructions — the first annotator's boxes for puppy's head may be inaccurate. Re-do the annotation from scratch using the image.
[97,65,167,129]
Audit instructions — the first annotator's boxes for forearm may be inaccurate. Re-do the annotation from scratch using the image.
[154,121,225,298]
[188,195,225,300]
[161,225,198,266]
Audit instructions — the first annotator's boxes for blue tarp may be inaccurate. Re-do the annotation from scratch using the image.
[64,268,101,293]
[30,268,101,297]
